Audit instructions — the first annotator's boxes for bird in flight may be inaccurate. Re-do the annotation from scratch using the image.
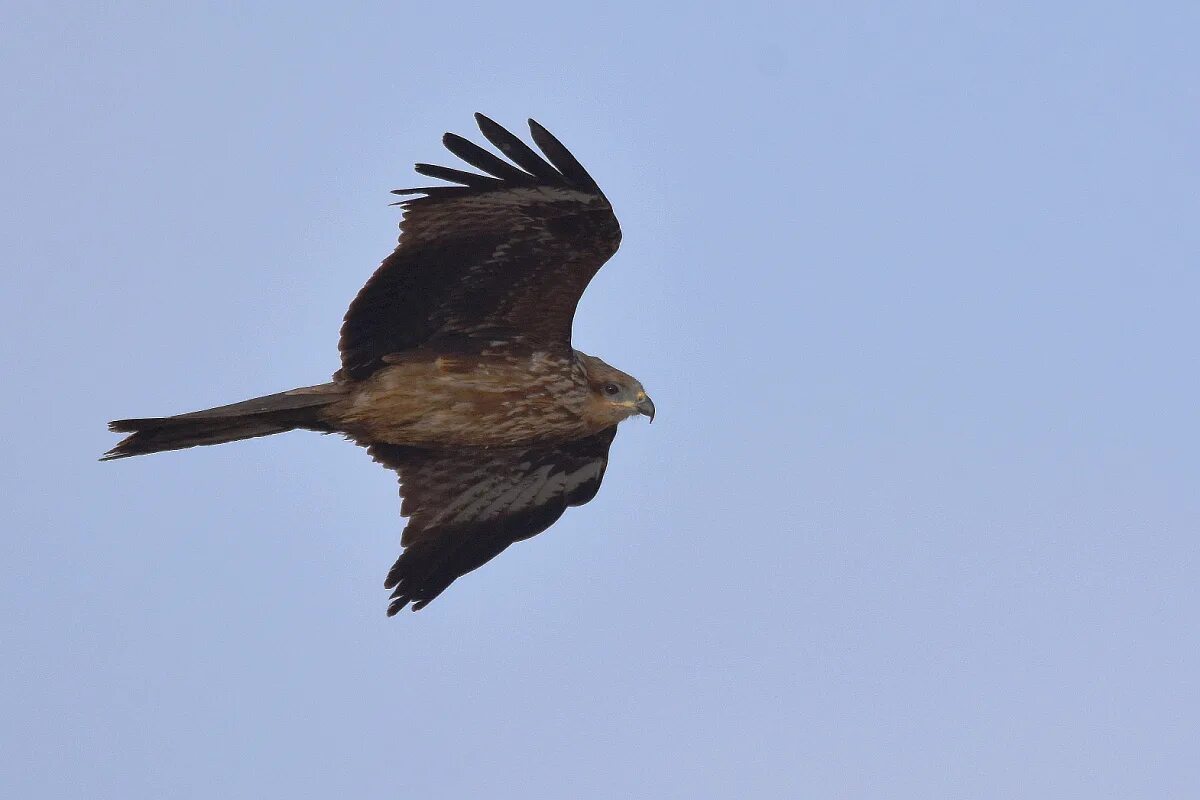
[104,114,654,615]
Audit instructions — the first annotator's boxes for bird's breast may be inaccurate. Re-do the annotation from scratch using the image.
[328,351,597,447]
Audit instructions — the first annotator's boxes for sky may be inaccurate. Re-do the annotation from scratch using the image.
[2,2,1198,798]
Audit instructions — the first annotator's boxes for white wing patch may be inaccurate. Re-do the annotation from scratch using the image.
[415,454,603,531]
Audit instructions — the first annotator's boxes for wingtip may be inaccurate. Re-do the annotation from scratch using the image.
[386,596,416,616]
[473,112,502,137]
[100,442,131,461]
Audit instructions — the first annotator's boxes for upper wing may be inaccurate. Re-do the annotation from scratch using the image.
[369,427,618,614]
[338,114,622,381]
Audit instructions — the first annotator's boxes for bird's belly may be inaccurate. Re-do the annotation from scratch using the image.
[328,362,592,447]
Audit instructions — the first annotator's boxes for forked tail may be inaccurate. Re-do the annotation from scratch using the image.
[102,384,345,460]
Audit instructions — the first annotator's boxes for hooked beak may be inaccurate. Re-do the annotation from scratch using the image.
[636,394,656,423]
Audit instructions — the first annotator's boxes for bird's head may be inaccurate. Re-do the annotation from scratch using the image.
[576,352,655,427]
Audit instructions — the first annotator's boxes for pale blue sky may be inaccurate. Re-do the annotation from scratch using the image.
[2,3,1198,798]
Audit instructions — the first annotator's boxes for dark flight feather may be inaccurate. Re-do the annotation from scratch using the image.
[441,132,533,183]
[528,119,603,193]
[474,113,565,182]
[412,162,505,189]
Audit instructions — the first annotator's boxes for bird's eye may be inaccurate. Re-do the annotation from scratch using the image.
[603,383,621,396]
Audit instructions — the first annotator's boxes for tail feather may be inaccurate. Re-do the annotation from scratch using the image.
[103,384,344,460]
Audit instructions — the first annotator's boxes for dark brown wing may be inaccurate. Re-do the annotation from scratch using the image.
[338,114,622,380]
[368,427,618,614]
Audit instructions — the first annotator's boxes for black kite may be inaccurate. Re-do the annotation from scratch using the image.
[104,114,654,615]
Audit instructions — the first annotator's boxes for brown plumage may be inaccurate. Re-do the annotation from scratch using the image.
[104,114,654,614]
